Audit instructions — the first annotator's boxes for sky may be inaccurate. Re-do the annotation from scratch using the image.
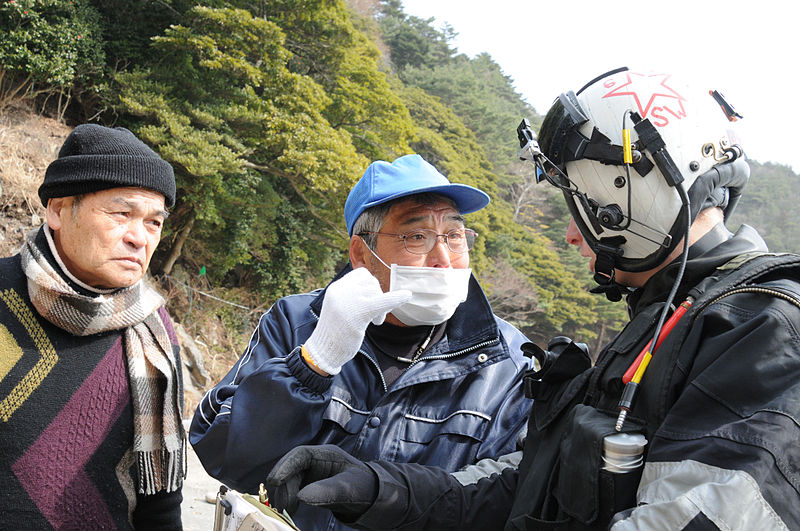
[400,0,800,172]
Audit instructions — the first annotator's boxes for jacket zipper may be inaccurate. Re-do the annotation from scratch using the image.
[408,337,501,369]
[698,286,800,318]
[359,347,389,392]
[360,337,501,391]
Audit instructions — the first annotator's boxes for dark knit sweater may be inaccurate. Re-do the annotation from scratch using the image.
[0,234,183,530]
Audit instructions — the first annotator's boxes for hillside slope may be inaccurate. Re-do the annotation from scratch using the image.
[0,104,71,257]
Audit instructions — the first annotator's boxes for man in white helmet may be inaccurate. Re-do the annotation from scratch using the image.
[264,68,800,530]
[190,154,532,531]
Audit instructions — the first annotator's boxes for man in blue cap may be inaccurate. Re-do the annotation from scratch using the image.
[190,154,532,531]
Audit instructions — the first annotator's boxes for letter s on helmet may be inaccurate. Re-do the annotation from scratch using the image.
[534,67,749,274]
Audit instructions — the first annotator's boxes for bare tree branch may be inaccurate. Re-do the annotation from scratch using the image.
[242,160,348,239]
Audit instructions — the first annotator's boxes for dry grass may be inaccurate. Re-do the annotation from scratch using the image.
[0,102,71,256]
[0,103,70,207]
[162,273,262,386]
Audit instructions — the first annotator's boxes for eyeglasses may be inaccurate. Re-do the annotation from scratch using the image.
[359,228,477,255]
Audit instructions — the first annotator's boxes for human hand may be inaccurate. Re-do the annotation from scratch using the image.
[304,268,411,374]
[267,445,378,519]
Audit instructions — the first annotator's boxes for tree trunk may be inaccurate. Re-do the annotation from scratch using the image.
[593,321,607,361]
[160,211,195,275]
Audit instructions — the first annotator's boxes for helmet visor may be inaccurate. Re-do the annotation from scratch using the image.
[538,91,589,174]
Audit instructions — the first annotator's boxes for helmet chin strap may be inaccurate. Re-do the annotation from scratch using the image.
[589,280,627,303]
[589,236,627,302]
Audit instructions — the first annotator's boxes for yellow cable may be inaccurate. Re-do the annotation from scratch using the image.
[622,129,633,164]
[631,351,652,384]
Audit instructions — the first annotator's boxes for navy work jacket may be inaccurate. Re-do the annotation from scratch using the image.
[189,265,532,531]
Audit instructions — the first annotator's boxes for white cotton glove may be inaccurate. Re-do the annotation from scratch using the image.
[303,268,412,375]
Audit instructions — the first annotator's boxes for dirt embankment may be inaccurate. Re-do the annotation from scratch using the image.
[0,105,72,256]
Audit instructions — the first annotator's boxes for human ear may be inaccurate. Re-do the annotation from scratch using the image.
[45,197,70,230]
[349,236,370,269]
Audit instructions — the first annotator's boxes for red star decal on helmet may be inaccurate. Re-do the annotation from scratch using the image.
[602,72,687,127]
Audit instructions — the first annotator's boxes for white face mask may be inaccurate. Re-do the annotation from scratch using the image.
[368,248,471,326]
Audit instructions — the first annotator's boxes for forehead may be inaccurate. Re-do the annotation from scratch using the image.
[385,197,462,226]
[80,187,166,209]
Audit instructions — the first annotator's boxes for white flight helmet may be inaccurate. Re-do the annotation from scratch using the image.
[531,67,749,279]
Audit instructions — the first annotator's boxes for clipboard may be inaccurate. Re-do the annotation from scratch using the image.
[212,484,301,531]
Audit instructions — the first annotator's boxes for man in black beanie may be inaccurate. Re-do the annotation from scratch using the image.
[0,124,185,529]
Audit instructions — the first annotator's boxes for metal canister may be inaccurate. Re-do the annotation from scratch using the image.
[602,432,647,474]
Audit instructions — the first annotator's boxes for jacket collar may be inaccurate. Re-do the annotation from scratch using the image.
[310,264,499,354]
[627,224,768,315]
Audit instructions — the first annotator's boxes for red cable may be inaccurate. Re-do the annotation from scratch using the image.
[622,298,693,384]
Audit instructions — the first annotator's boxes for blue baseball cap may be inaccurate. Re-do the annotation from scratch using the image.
[344,154,490,235]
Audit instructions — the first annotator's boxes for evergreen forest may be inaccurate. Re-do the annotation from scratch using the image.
[2,0,798,353]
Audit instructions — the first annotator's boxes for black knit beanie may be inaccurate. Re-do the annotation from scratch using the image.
[39,124,176,208]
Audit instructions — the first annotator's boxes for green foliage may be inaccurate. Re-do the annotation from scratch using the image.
[240,0,415,160]
[113,6,365,300]
[401,54,538,173]
[3,0,635,348]
[727,160,800,253]
[0,0,105,91]
[377,0,454,70]
[87,0,192,69]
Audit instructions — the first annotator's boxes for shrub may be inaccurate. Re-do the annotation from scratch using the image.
[0,0,105,108]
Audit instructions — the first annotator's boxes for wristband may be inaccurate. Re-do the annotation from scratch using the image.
[301,344,322,371]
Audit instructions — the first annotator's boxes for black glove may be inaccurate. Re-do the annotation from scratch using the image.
[521,336,591,401]
[266,445,378,520]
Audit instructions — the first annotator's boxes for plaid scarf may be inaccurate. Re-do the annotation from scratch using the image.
[20,227,185,495]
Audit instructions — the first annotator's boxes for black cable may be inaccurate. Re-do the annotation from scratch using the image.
[645,182,691,363]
